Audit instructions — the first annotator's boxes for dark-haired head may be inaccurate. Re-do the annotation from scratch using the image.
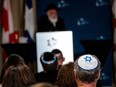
[52,49,65,68]
[0,54,25,83]
[5,54,24,64]
[52,49,62,55]
[40,52,58,72]
[2,64,35,87]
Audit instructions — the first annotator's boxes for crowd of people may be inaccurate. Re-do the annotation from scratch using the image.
[0,49,101,87]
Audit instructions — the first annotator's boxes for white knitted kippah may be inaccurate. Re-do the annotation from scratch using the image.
[78,54,98,70]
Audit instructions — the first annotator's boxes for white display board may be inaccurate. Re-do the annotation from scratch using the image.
[36,31,74,72]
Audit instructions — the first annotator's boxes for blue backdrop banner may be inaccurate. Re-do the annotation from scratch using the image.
[37,0,112,86]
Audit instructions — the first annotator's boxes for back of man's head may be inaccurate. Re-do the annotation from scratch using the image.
[40,52,58,72]
[52,49,63,56]
[74,54,101,84]
[6,54,24,64]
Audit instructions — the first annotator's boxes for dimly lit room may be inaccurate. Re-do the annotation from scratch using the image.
[0,0,115,87]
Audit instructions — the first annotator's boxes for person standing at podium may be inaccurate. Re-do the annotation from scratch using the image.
[38,4,66,32]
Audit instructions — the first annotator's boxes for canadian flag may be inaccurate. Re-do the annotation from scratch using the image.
[2,0,19,44]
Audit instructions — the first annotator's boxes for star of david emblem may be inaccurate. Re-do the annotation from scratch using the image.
[84,56,92,62]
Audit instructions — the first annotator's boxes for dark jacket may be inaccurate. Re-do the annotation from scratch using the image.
[38,15,66,32]
[35,70,58,84]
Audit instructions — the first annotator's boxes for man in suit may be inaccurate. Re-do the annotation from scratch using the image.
[38,4,66,32]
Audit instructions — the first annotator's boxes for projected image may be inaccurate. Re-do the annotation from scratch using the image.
[36,31,73,72]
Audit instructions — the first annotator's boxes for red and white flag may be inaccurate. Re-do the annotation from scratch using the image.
[2,0,19,44]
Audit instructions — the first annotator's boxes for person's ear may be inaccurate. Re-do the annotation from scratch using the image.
[97,70,101,80]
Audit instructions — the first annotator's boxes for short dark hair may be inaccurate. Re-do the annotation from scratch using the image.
[2,64,35,87]
[52,49,63,56]
[5,54,24,64]
[40,52,57,72]
[74,55,101,83]
[0,54,25,83]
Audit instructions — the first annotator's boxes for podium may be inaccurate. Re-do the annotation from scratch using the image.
[80,40,112,66]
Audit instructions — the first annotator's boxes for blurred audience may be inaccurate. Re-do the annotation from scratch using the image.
[0,54,25,84]
[30,83,57,87]
[55,62,77,87]
[74,54,101,87]
[52,49,65,70]
[2,63,35,87]
[0,53,102,87]
[36,52,58,84]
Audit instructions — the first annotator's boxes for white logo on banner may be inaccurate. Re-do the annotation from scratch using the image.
[77,17,89,26]
[57,0,70,8]
[95,0,107,7]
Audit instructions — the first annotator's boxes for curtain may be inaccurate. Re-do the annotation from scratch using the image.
[10,0,37,37]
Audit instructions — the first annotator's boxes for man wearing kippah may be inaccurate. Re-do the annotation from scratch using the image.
[36,52,58,84]
[74,54,101,87]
